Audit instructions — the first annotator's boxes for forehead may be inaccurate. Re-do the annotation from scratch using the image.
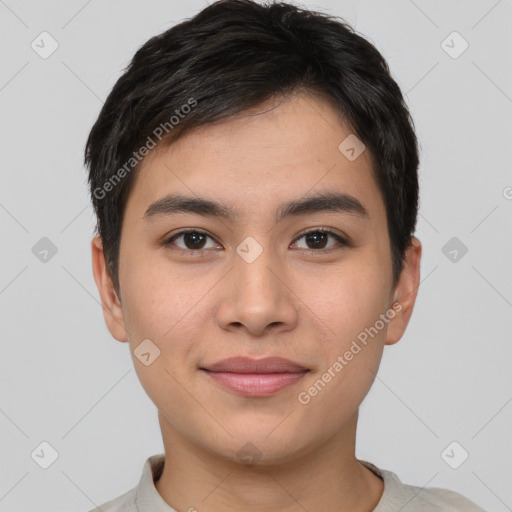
[125,92,384,223]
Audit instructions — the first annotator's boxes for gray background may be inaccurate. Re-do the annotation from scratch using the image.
[1,0,511,511]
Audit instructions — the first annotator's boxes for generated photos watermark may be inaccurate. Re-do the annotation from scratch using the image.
[297,301,402,405]
[93,97,198,200]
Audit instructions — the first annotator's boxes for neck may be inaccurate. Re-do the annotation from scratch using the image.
[154,411,384,512]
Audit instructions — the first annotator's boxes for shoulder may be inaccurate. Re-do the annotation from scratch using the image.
[397,481,488,511]
[85,453,167,512]
[359,460,487,512]
[86,486,137,512]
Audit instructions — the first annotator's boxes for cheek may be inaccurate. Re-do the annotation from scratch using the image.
[119,264,203,413]
[294,255,390,400]
[120,251,203,341]
[120,258,223,388]
[294,255,391,344]
[296,274,389,424]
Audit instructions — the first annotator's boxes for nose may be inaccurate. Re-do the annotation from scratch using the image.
[215,243,299,338]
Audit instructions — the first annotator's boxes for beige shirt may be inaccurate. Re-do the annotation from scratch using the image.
[88,453,487,512]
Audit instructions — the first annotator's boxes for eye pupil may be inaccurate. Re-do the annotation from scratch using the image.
[306,231,328,249]
[184,232,206,249]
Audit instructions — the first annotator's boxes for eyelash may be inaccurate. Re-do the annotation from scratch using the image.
[163,227,348,256]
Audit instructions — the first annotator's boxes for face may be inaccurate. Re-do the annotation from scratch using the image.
[92,92,421,465]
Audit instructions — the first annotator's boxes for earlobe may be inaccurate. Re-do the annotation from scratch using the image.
[91,235,128,342]
[385,236,422,346]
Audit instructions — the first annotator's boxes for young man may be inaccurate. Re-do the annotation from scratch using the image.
[86,1,487,510]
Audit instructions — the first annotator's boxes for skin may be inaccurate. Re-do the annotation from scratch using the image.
[92,91,421,512]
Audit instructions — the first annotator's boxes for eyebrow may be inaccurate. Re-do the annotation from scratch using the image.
[143,191,369,223]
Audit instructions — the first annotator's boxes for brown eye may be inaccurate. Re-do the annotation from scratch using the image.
[293,229,347,252]
[182,231,207,249]
[305,231,328,249]
[164,230,218,251]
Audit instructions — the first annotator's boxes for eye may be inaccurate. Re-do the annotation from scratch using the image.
[292,228,347,253]
[163,228,348,255]
[164,229,220,253]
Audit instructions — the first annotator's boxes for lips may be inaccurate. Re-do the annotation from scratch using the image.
[200,357,310,397]
[201,356,309,374]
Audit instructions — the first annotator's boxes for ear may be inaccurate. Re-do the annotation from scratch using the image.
[91,235,128,342]
[385,236,422,346]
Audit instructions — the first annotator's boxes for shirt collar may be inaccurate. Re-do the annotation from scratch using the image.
[135,454,177,511]
[359,459,407,511]
[134,454,397,512]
